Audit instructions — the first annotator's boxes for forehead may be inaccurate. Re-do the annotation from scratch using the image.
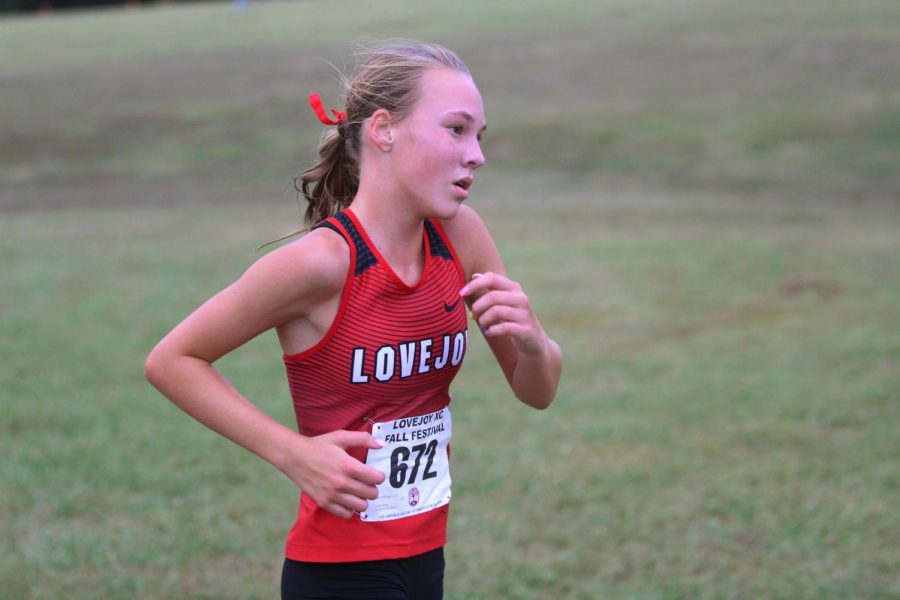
[413,67,485,123]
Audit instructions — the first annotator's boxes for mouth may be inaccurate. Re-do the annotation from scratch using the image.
[453,177,473,193]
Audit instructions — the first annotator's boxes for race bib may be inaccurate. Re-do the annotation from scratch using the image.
[360,407,452,522]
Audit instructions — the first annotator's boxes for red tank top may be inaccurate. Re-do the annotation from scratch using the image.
[282,209,468,562]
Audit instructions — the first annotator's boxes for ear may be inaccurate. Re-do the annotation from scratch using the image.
[366,108,394,152]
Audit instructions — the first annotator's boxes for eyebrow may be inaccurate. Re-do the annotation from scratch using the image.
[447,111,487,132]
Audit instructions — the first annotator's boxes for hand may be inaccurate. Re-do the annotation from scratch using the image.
[460,272,547,356]
[284,430,386,519]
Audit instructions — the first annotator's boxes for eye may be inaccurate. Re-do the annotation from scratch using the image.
[448,125,464,136]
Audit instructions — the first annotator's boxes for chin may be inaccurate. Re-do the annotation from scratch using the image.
[429,201,464,221]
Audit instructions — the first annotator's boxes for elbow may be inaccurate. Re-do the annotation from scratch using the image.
[519,345,562,411]
[534,396,555,411]
[516,388,556,410]
[520,392,556,411]
[143,344,167,389]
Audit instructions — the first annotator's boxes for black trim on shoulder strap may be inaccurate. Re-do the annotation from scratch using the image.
[424,218,453,261]
[312,219,342,236]
[334,212,378,276]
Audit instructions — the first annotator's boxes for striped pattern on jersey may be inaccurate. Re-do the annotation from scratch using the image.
[283,209,468,440]
[282,209,468,563]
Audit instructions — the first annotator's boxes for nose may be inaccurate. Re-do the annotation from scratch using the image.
[465,139,486,170]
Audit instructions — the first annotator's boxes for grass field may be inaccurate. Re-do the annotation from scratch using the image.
[2,0,899,598]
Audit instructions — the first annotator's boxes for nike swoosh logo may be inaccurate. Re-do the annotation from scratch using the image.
[444,299,461,313]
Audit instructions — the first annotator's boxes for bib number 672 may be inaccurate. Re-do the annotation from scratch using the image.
[389,440,439,488]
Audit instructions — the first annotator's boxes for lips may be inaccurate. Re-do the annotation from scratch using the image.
[453,177,473,197]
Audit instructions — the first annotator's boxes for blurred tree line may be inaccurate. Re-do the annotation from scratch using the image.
[1,0,223,12]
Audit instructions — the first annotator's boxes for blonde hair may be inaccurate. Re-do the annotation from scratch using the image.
[294,41,471,227]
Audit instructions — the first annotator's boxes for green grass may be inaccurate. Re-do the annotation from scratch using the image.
[3,197,898,599]
[0,0,607,72]
[2,0,899,598]
[2,0,899,206]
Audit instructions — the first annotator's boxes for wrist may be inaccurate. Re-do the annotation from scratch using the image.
[519,328,551,359]
[267,427,310,475]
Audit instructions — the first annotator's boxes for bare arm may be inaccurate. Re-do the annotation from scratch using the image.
[144,230,385,518]
[441,206,563,409]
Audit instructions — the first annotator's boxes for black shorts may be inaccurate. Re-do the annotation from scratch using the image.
[281,547,445,600]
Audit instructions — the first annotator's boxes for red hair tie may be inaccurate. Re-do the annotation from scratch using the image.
[308,93,347,126]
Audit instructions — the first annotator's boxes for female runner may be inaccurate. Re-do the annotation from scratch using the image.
[145,40,562,599]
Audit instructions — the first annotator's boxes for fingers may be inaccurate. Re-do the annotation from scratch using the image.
[326,431,386,487]
[476,306,532,337]
[321,493,369,519]
[459,271,517,298]
[322,502,355,520]
[340,473,382,500]
[328,430,387,486]
[290,431,387,519]
[460,272,547,354]
[318,468,381,519]
[326,472,381,515]
[461,273,531,335]
[469,289,529,320]
[343,454,386,487]
[330,429,387,451]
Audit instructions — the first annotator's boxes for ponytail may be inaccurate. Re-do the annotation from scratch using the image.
[293,127,359,228]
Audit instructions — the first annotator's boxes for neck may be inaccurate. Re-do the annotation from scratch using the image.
[351,161,425,244]
[349,190,426,286]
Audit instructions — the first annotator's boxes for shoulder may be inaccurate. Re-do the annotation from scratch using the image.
[437,205,505,279]
[270,225,349,275]
[238,225,350,313]
[145,224,352,364]
[436,204,485,242]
